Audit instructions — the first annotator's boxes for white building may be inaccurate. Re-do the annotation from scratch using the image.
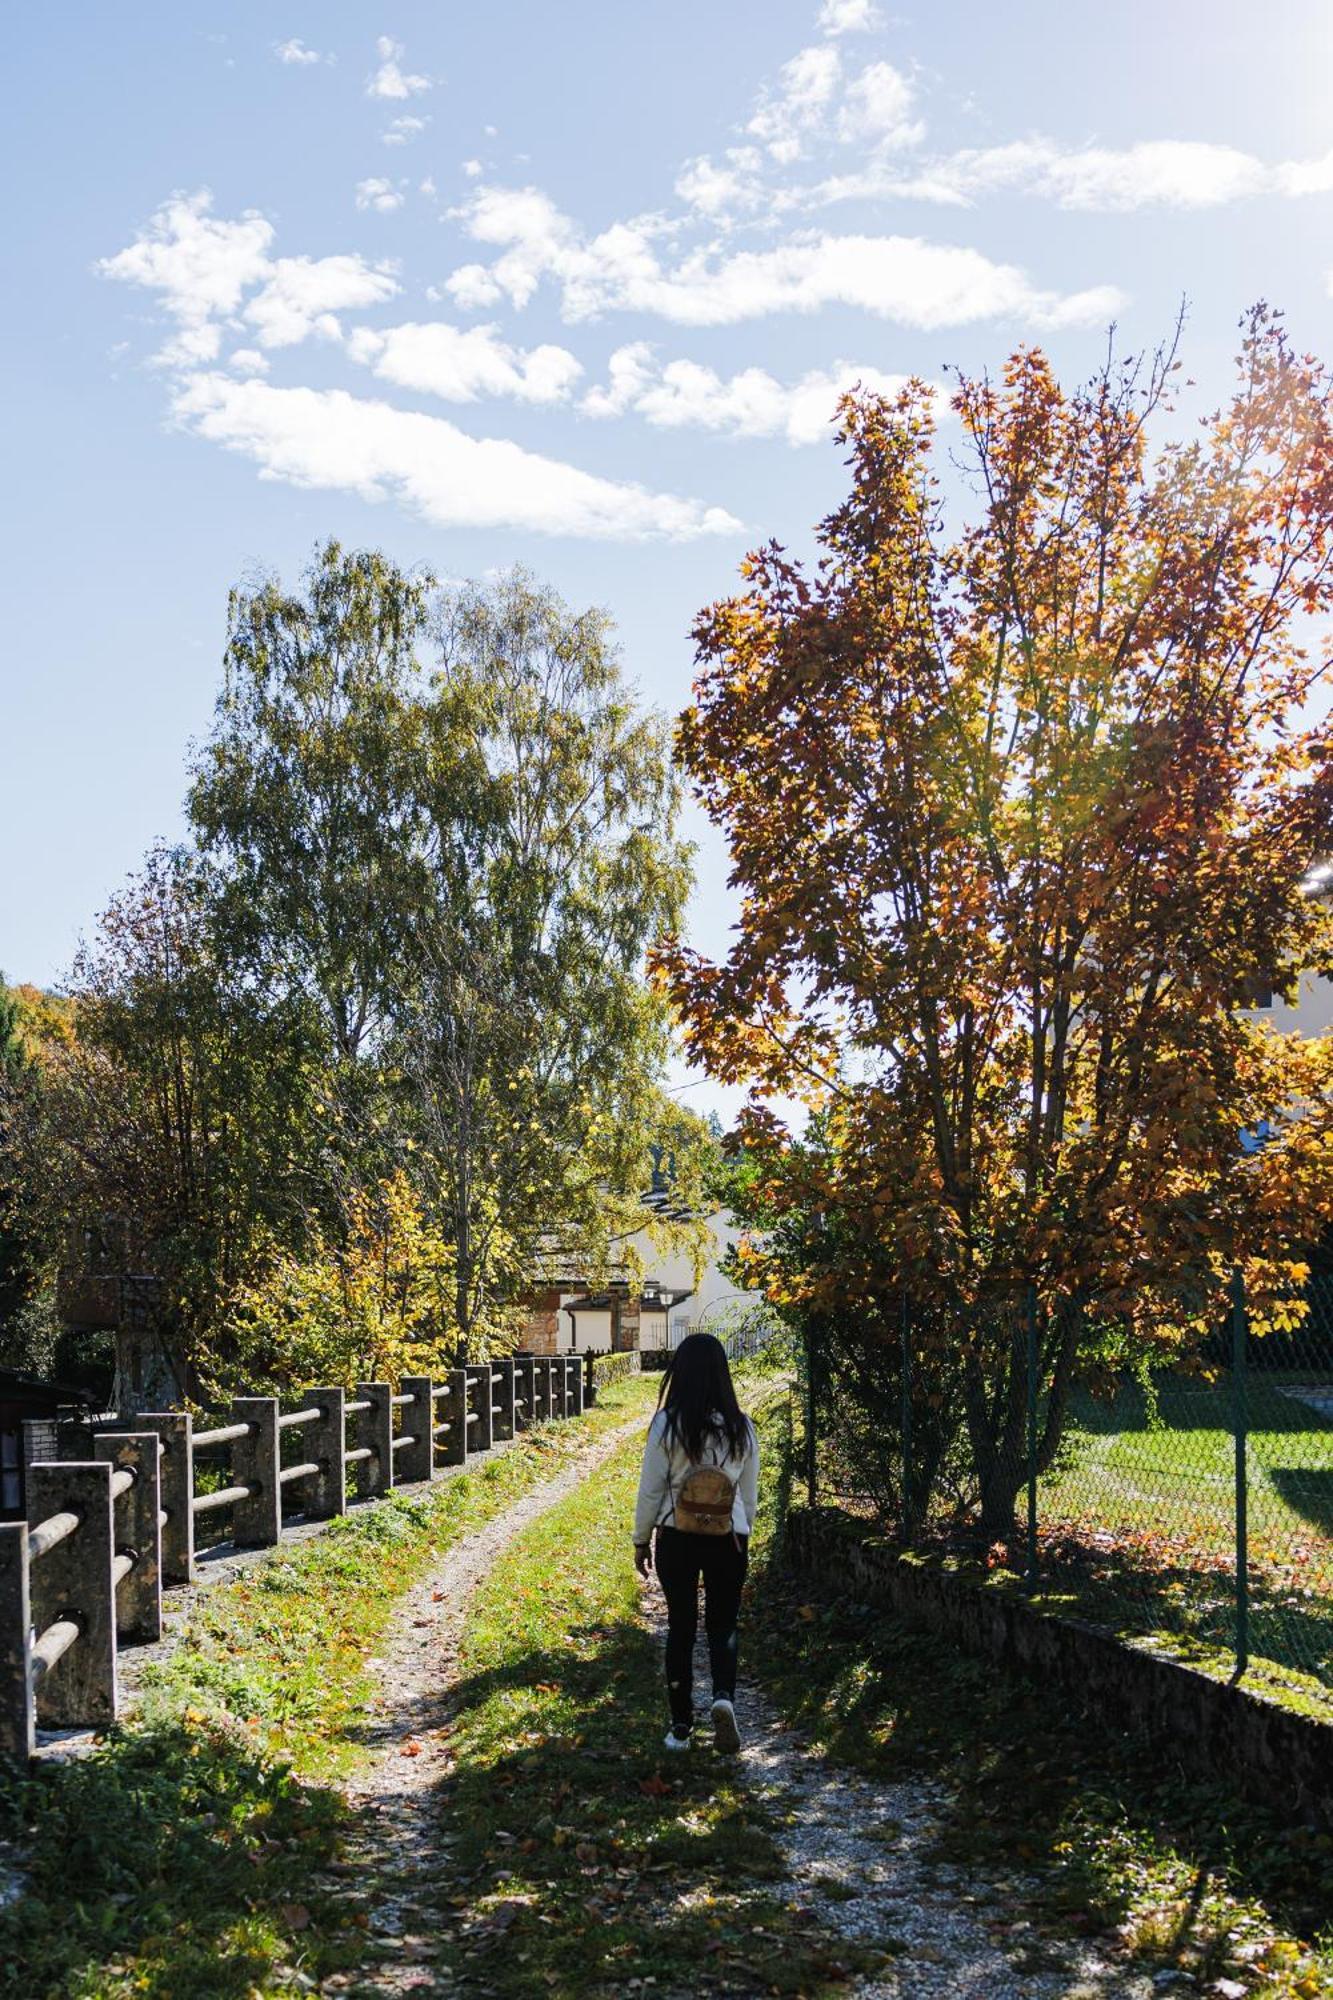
[1244,862,1333,1038]
[555,1208,751,1354]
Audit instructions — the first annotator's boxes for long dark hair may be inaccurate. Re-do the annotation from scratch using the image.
[657,1333,751,1462]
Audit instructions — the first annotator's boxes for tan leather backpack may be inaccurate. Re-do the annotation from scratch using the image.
[674,1464,737,1535]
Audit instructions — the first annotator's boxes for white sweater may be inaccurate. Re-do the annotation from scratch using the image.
[633,1407,760,1544]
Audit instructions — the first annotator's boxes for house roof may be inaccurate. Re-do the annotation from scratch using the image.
[565,1285,694,1313]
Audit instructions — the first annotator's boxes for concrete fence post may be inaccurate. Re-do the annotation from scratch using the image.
[94,1433,162,1643]
[231,1397,281,1547]
[28,1461,117,1730]
[135,1412,194,1584]
[436,1372,468,1467]
[397,1378,435,1483]
[465,1365,493,1452]
[513,1356,534,1431]
[491,1360,516,1443]
[355,1384,394,1499]
[0,1524,34,1760]
[304,1388,347,1520]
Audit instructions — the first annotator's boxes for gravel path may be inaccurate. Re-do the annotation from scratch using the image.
[643,1579,1157,2000]
[322,1413,650,1995]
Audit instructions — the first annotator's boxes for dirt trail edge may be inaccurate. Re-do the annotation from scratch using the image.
[330,1413,649,1992]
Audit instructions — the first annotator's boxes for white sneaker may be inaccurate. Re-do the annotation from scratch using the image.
[663,1728,693,1752]
[710,1697,741,1755]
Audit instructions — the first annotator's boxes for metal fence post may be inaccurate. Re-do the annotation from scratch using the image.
[28,1461,117,1729]
[436,1371,468,1467]
[94,1433,162,1643]
[0,1524,34,1759]
[491,1360,516,1443]
[135,1412,194,1584]
[900,1287,913,1538]
[397,1378,435,1483]
[465,1365,494,1450]
[513,1356,534,1430]
[304,1388,347,1520]
[1232,1265,1250,1675]
[231,1397,281,1547]
[584,1350,596,1406]
[354,1384,394,1499]
[568,1355,585,1417]
[1025,1284,1039,1589]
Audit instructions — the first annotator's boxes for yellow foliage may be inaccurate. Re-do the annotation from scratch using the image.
[214,1171,520,1395]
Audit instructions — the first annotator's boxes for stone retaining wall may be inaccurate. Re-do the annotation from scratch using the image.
[786,1506,1333,1828]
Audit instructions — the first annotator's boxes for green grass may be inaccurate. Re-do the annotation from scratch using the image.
[410,1392,888,1997]
[0,1376,658,1999]
[753,1396,1333,2000]
[1037,1376,1333,1693]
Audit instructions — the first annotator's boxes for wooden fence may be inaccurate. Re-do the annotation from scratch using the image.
[0,1351,597,1761]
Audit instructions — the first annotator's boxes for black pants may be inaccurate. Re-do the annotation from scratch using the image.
[654,1525,748,1733]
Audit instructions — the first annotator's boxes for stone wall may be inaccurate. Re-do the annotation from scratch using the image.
[786,1506,1333,1829]
[518,1289,562,1356]
[612,1296,641,1353]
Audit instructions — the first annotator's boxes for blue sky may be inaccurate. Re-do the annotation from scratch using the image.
[5,0,1333,1074]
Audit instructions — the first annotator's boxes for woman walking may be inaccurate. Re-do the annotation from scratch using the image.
[633,1332,759,1754]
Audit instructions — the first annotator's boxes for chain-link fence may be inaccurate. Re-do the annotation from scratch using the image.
[798,1269,1333,1708]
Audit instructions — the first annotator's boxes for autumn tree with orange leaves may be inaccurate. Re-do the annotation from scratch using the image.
[659,309,1333,1536]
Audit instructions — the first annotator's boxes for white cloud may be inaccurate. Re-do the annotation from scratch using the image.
[169,373,740,541]
[355,176,405,213]
[809,135,1333,213]
[819,0,881,32]
[97,191,275,365]
[246,254,399,346]
[347,319,583,404]
[448,185,1122,330]
[383,115,429,146]
[367,35,431,100]
[99,191,399,361]
[737,38,921,174]
[445,262,504,309]
[748,44,843,164]
[274,37,322,65]
[675,150,766,221]
[446,184,582,310]
[583,345,934,444]
[836,61,921,148]
[229,347,269,373]
[1039,138,1332,210]
[462,158,484,178]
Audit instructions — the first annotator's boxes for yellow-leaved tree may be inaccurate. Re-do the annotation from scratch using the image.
[214,1170,522,1396]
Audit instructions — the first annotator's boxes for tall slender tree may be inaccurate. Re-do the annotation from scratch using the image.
[399,571,693,1352]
